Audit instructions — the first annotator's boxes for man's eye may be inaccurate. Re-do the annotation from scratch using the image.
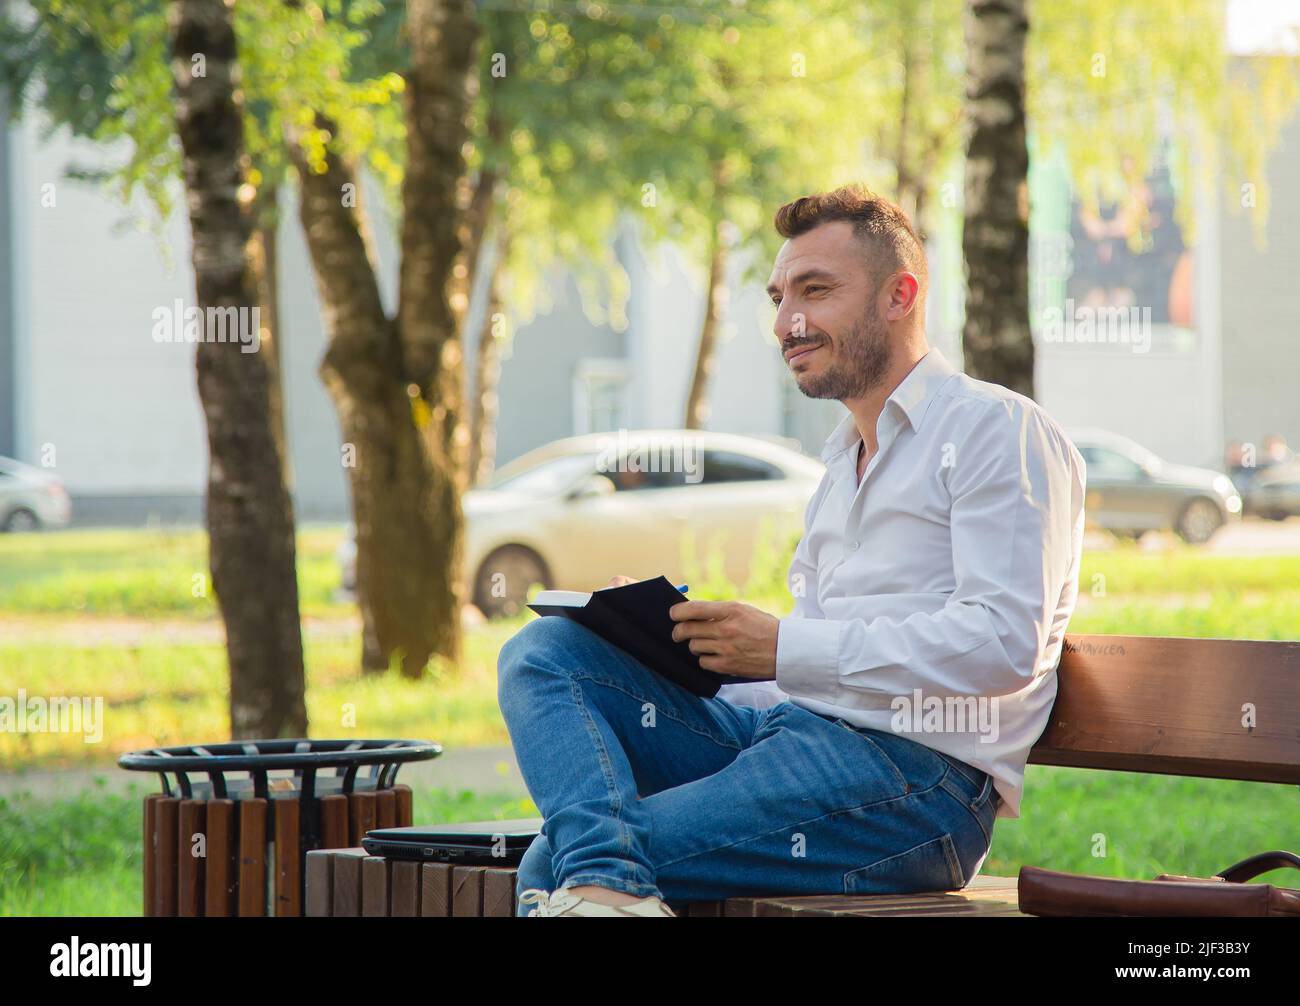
[770,296,781,307]
[806,285,825,295]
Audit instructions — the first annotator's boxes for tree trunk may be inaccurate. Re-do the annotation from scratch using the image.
[683,213,728,430]
[290,0,477,678]
[468,228,508,485]
[291,132,451,678]
[169,0,306,737]
[961,0,1033,398]
[248,185,290,482]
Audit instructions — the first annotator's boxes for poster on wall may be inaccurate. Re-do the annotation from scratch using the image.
[1036,147,1197,355]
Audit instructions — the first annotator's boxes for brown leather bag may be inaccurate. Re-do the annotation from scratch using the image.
[1018,851,1300,917]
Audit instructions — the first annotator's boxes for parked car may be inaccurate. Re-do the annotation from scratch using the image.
[338,430,825,617]
[1066,428,1241,545]
[1243,463,1300,520]
[0,455,72,531]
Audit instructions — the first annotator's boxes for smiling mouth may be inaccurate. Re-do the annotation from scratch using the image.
[785,343,823,365]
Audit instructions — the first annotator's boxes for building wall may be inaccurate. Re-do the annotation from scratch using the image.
[7,119,208,507]
[1219,111,1300,455]
[491,264,627,466]
[4,117,369,523]
[0,109,15,457]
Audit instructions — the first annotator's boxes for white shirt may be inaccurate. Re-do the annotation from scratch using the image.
[717,347,1086,819]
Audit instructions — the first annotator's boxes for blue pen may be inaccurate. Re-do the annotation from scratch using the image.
[676,584,689,593]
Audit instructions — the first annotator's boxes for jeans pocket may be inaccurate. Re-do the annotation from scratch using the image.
[967,775,996,848]
[843,833,965,895]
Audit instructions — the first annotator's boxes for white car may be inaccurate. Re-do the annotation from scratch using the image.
[0,455,72,531]
[339,430,825,617]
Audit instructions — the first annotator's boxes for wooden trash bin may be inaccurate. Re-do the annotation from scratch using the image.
[120,739,440,917]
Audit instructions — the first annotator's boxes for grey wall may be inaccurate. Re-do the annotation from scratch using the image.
[0,107,13,457]
[491,265,627,466]
[1219,111,1300,454]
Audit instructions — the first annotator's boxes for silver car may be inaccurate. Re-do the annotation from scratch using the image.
[339,430,825,617]
[0,455,72,531]
[1067,429,1241,544]
[1243,463,1300,520]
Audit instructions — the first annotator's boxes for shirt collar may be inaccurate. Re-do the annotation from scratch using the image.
[818,347,958,462]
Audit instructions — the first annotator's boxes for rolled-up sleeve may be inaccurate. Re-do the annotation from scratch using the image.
[775,399,1082,704]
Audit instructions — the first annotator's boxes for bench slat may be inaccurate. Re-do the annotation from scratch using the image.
[298,851,1024,917]
[362,856,390,917]
[1033,635,1300,783]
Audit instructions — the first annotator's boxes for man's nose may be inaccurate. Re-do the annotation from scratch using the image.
[773,301,799,342]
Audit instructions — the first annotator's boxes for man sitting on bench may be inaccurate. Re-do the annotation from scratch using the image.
[498,184,1087,917]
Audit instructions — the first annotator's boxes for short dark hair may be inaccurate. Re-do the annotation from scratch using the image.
[774,184,927,286]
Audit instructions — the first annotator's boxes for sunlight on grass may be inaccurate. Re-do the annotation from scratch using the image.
[2,528,1298,769]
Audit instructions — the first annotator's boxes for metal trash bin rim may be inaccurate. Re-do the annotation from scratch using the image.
[118,738,441,800]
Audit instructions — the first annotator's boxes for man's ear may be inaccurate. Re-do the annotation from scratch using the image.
[883,272,921,320]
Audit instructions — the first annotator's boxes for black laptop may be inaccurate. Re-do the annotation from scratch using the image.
[362,818,542,866]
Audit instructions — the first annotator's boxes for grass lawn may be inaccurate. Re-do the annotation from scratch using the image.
[0,784,536,916]
[1,526,1297,914]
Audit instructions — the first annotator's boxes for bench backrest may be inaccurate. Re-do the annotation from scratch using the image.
[1029,634,1300,784]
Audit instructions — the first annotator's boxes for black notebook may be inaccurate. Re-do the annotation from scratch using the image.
[526,576,747,698]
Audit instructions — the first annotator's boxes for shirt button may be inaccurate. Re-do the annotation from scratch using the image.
[850,540,860,551]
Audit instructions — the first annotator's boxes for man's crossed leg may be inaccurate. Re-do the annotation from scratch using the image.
[497,616,998,916]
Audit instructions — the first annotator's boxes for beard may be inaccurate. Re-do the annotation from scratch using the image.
[790,309,893,401]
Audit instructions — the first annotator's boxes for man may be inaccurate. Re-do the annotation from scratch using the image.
[498,184,1086,917]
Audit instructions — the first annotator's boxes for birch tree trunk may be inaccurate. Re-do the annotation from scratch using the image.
[169,0,306,736]
[961,0,1034,398]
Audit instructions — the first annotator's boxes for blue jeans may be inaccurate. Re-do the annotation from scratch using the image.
[497,617,1000,915]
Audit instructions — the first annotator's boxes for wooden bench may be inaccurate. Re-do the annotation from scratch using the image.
[307,633,1299,917]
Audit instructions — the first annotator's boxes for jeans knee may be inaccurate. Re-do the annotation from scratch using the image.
[497,617,587,707]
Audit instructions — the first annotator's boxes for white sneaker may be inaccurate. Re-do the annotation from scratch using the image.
[518,887,677,917]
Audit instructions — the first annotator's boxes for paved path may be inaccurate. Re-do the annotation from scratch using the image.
[0,745,528,802]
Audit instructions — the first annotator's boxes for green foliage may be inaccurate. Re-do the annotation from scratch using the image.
[5,0,1295,338]
[1029,1,1300,246]
[1,0,402,227]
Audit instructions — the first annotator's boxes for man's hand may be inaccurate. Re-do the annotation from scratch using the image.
[668,600,778,680]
